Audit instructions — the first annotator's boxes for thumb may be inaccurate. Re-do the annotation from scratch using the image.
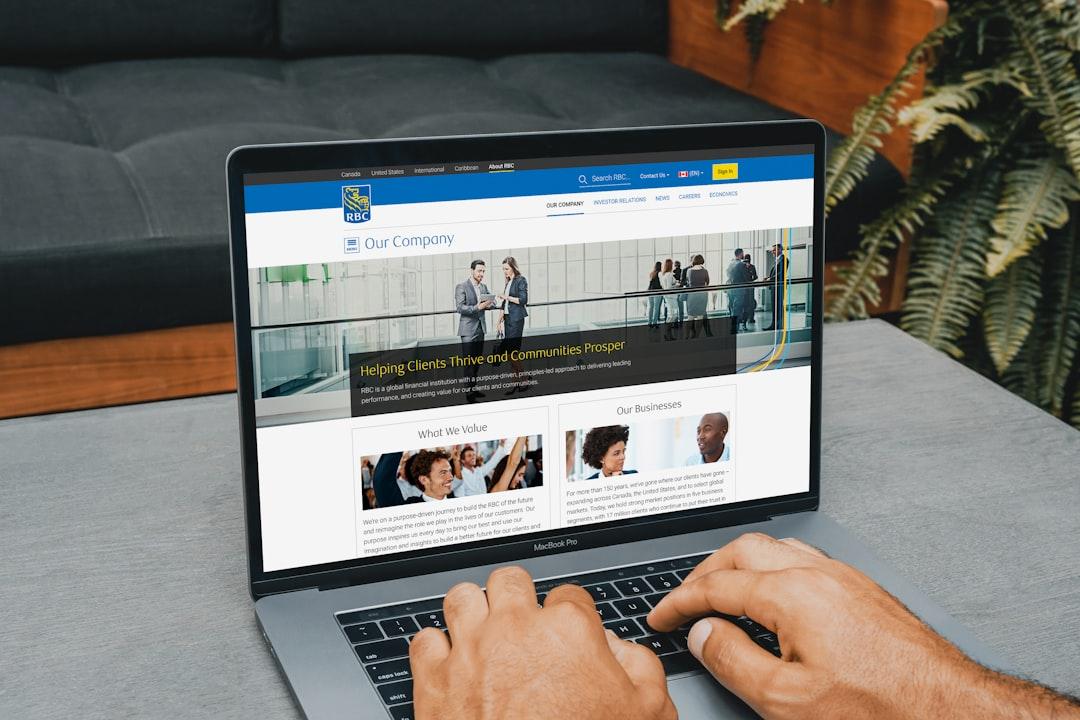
[688,618,786,710]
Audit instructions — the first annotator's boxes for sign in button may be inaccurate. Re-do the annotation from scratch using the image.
[712,163,739,180]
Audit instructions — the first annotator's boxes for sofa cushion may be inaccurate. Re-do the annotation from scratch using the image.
[0,1,275,65]
[0,52,900,345]
[278,1,668,57]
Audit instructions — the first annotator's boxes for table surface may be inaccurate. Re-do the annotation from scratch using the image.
[2,319,1078,719]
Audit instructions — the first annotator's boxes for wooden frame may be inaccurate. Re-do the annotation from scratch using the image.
[0,323,236,420]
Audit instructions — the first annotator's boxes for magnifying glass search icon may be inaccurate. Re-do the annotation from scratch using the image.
[578,174,587,184]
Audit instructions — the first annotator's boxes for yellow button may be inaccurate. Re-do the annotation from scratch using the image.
[712,163,738,180]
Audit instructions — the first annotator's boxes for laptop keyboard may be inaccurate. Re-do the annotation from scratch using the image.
[335,552,781,720]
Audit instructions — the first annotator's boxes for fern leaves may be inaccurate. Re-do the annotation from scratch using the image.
[984,251,1045,372]
[719,0,802,32]
[901,167,1000,356]
[826,168,954,320]
[1038,220,1080,414]
[986,157,1080,276]
[1007,5,1080,177]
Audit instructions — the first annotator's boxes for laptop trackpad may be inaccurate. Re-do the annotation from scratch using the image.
[669,671,760,719]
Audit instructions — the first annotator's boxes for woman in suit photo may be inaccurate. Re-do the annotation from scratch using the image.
[496,256,529,394]
[684,254,712,338]
[581,425,638,479]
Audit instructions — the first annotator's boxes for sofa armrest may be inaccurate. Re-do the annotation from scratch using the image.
[668,0,948,177]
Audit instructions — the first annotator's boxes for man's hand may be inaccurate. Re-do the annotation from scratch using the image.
[648,532,1080,720]
[411,566,676,720]
[477,299,492,310]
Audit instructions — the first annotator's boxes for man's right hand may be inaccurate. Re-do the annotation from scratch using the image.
[647,532,1080,720]
[477,300,492,310]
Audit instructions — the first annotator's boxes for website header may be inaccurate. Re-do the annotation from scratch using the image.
[243,153,813,214]
[242,143,813,186]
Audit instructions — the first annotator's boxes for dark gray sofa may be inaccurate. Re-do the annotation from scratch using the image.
[0,0,900,345]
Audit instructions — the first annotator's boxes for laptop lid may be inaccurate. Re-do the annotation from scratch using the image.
[226,122,825,598]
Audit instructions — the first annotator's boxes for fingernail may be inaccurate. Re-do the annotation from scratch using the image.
[687,619,713,658]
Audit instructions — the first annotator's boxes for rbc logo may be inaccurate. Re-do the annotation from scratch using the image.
[342,185,371,223]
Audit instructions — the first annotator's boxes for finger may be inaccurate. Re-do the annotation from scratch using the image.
[778,537,829,558]
[605,630,677,718]
[604,629,668,692]
[485,566,538,614]
[688,617,788,714]
[647,568,784,633]
[409,626,451,678]
[442,581,489,643]
[682,533,817,586]
[543,582,596,612]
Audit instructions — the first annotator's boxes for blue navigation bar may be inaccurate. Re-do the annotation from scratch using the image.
[244,154,813,213]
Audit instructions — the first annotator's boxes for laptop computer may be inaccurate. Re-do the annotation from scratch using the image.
[225,121,1006,720]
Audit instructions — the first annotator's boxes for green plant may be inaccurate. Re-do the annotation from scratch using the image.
[717,0,1080,429]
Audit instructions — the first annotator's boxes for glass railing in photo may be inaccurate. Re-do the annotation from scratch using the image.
[251,279,813,398]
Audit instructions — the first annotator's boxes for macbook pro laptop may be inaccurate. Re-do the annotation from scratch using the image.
[225,121,1006,719]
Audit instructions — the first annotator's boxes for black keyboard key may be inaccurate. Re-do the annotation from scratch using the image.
[671,626,691,650]
[645,573,680,592]
[636,635,678,655]
[671,554,708,569]
[753,632,782,657]
[733,615,758,631]
[660,651,701,676]
[584,583,620,602]
[356,637,409,664]
[378,679,413,706]
[604,618,643,639]
[613,578,649,596]
[388,704,415,720]
[338,609,367,625]
[344,622,384,644]
[534,578,569,594]
[366,658,412,684]
[644,592,669,608]
[415,611,445,629]
[594,602,619,622]
[380,617,420,638]
[613,598,650,616]
[537,592,547,606]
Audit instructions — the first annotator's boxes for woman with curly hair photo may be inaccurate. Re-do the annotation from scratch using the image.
[581,425,637,479]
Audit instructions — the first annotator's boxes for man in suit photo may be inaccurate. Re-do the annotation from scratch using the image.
[764,243,788,332]
[455,259,493,402]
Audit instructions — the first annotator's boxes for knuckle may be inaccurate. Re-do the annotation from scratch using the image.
[443,581,480,610]
[409,627,439,651]
[738,531,773,547]
[489,565,529,583]
[549,597,594,623]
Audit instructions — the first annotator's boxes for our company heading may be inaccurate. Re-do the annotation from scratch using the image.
[357,232,455,251]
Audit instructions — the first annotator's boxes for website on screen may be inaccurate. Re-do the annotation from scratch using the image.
[243,147,814,572]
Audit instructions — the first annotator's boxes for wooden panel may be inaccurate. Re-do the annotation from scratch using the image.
[0,323,237,419]
[669,0,948,176]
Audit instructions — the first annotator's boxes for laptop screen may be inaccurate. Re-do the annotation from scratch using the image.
[240,142,815,574]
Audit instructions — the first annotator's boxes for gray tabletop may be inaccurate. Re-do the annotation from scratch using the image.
[2,319,1078,719]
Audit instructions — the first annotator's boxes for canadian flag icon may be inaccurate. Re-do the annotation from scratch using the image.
[677,170,689,178]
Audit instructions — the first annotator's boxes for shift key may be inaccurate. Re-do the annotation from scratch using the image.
[355,637,409,664]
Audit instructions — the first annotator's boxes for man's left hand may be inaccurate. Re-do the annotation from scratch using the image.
[410,566,677,720]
